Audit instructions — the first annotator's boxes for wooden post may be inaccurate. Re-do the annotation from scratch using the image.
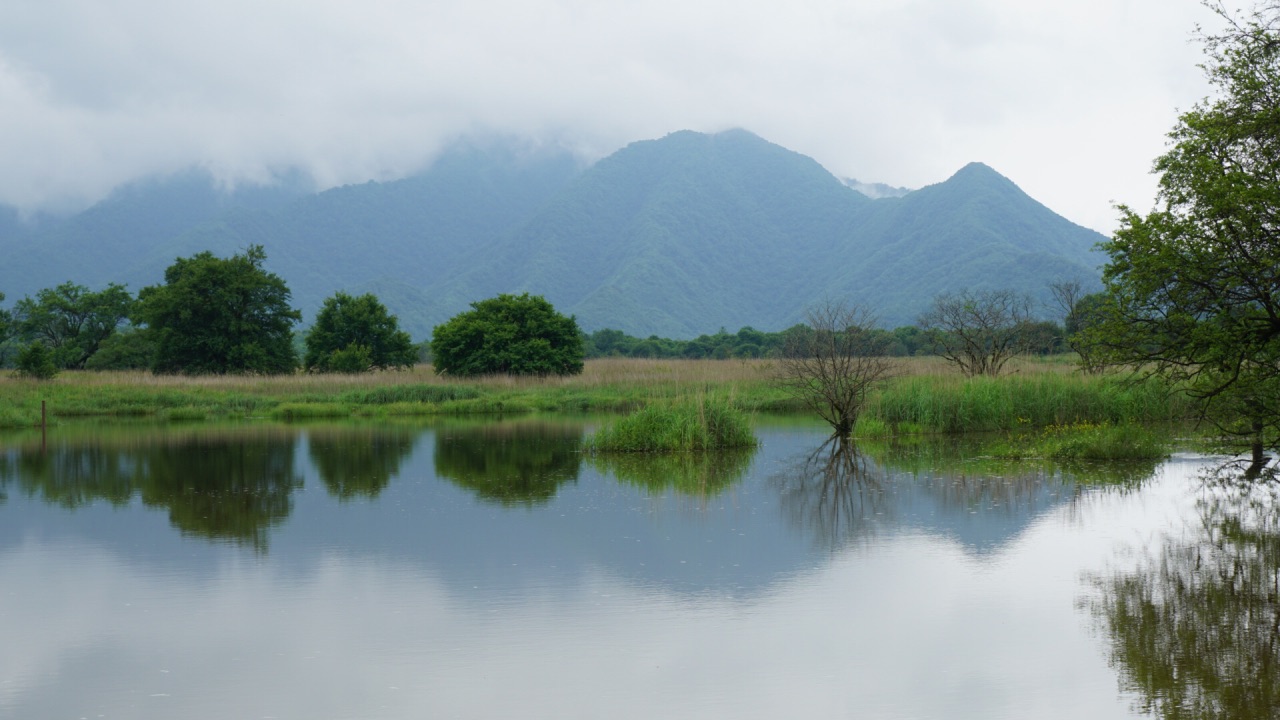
[41,400,47,454]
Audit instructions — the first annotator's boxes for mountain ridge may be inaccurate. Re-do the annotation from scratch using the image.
[0,130,1105,339]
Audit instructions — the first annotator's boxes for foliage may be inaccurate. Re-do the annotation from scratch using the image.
[135,245,301,375]
[1049,279,1107,373]
[14,281,133,369]
[774,301,900,436]
[0,291,11,344]
[304,292,416,372]
[431,293,583,376]
[84,328,156,370]
[918,289,1035,377]
[13,341,59,380]
[588,394,757,452]
[1092,2,1280,462]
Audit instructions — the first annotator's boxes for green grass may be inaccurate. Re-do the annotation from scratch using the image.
[587,394,757,452]
[865,373,1188,434]
[0,358,1202,437]
[986,422,1170,461]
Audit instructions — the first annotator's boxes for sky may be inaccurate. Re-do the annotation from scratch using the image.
[0,0,1249,234]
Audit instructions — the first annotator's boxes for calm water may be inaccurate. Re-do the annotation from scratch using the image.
[0,417,1275,719]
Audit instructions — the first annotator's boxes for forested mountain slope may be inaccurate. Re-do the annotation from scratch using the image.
[0,131,1105,339]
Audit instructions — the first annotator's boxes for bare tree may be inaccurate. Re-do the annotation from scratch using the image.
[775,300,899,436]
[1048,279,1105,373]
[918,289,1033,377]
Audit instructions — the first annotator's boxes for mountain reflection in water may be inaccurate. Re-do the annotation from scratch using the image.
[2,418,1256,719]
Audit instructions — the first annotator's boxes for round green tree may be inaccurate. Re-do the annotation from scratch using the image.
[304,292,417,372]
[135,245,301,375]
[430,293,584,376]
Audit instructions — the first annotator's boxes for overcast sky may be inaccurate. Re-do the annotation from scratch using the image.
[0,0,1247,233]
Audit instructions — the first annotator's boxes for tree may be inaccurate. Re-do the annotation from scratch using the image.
[0,291,11,344]
[134,245,301,374]
[430,293,584,376]
[1092,1,1280,466]
[304,292,416,372]
[14,282,133,369]
[774,300,899,436]
[918,289,1034,377]
[13,341,58,380]
[1050,279,1107,373]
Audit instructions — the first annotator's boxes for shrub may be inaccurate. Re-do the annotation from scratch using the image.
[14,341,58,380]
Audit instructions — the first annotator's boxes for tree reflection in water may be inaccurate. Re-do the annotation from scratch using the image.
[774,434,1163,553]
[433,420,583,506]
[0,427,303,551]
[308,426,417,501]
[1087,462,1280,719]
[772,434,890,550]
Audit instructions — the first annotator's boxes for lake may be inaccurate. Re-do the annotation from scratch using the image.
[1,417,1275,719]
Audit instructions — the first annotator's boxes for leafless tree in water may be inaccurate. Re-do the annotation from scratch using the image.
[775,300,899,436]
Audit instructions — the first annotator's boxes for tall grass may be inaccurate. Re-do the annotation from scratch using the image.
[587,394,757,452]
[866,373,1188,434]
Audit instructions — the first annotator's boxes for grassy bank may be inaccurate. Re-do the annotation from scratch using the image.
[0,356,1195,435]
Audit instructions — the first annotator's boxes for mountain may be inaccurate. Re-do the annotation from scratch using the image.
[419,129,874,337]
[0,168,313,296]
[0,130,1106,339]
[842,178,912,199]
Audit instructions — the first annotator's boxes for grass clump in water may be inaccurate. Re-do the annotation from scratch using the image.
[588,394,756,452]
[989,421,1169,460]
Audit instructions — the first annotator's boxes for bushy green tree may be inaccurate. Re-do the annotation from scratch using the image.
[14,341,58,380]
[1092,1,1280,465]
[135,245,300,374]
[304,292,416,372]
[431,293,584,376]
[0,291,11,343]
[14,282,133,369]
[84,328,157,370]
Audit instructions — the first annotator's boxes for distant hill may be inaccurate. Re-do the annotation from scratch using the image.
[0,130,1106,339]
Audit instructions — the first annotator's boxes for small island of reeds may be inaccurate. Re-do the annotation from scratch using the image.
[586,393,757,453]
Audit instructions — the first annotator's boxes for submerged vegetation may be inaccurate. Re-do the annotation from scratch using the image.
[986,422,1170,461]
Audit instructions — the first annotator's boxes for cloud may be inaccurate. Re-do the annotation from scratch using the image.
[0,0,1239,231]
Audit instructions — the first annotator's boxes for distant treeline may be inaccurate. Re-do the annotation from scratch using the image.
[582,321,1067,360]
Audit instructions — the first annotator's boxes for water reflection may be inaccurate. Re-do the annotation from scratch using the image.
[588,448,755,498]
[433,420,583,506]
[308,426,418,501]
[1088,461,1280,719]
[772,434,1163,552]
[0,427,303,551]
[772,435,890,549]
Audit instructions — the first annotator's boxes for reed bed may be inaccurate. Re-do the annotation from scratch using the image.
[864,372,1189,434]
[587,393,757,452]
[0,356,1196,437]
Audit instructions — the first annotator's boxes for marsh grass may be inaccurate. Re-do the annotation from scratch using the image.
[988,421,1170,460]
[587,393,757,452]
[865,373,1187,434]
[0,357,1198,436]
